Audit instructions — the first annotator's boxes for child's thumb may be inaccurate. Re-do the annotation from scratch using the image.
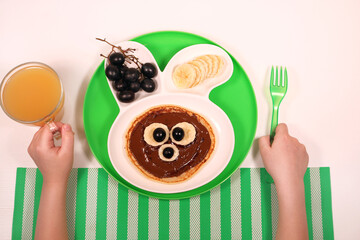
[60,124,74,154]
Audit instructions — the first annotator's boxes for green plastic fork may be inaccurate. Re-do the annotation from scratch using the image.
[266,66,288,183]
[270,66,288,144]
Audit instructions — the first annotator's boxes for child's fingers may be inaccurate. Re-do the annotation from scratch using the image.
[53,122,64,130]
[38,124,57,148]
[59,124,74,156]
[28,124,54,157]
[42,122,67,147]
[275,123,289,136]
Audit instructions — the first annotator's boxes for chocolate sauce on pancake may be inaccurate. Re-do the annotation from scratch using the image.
[126,105,214,181]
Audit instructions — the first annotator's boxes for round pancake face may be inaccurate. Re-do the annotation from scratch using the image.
[125,105,215,183]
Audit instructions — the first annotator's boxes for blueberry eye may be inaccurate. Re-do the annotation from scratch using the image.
[172,127,184,141]
[170,122,196,145]
[143,123,169,146]
[153,128,166,142]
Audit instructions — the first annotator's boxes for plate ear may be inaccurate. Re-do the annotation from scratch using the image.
[102,41,162,109]
[162,44,234,97]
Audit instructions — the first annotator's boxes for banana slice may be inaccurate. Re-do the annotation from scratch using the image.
[196,58,210,82]
[170,122,196,146]
[198,55,213,79]
[208,55,220,77]
[172,63,197,89]
[213,55,224,76]
[172,54,225,89]
[158,144,179,162]
[189,63,202,87]
[189,59,207,84]
[143,123,169,146]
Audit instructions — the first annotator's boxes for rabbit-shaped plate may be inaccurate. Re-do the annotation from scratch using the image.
[106,41,234,193]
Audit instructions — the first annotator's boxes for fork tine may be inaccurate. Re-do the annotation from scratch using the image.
[284,67,288,88]
[271,66,274,85]
[276,66,279,86]
[280,66,283,87]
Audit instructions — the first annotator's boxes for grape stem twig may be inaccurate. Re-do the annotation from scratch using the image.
[96,37,143,69]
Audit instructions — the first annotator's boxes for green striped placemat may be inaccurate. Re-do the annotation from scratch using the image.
[12,167,333,240]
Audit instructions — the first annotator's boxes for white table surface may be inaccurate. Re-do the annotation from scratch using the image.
[1,0,359,239]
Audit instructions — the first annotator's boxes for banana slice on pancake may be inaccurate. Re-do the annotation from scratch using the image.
[172,54,224,89]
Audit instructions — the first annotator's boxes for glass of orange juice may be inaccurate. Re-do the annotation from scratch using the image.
[0,62,64,134]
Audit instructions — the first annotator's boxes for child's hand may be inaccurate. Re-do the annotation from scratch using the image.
[259,123,309,184]
[259,123,309,240]
[28,122,74,240]
[28,122,74,184]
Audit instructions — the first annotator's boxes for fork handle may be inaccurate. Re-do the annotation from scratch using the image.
[265,106,279,184]
[270,106,279,144]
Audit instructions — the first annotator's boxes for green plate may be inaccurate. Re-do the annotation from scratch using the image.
[83,31,257,199]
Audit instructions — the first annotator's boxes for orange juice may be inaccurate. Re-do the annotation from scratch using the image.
[1,63,63,125]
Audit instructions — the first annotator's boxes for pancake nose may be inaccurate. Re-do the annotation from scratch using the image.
[158,144,179,162]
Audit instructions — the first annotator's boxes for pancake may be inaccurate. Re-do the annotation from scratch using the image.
[125,105,215,183]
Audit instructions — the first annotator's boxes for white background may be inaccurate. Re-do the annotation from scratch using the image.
[1,0,359,239]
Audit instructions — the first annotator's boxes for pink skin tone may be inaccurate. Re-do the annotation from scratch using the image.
[259,123,309,240]
[27,122,308,239]
[27,122,74,240]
